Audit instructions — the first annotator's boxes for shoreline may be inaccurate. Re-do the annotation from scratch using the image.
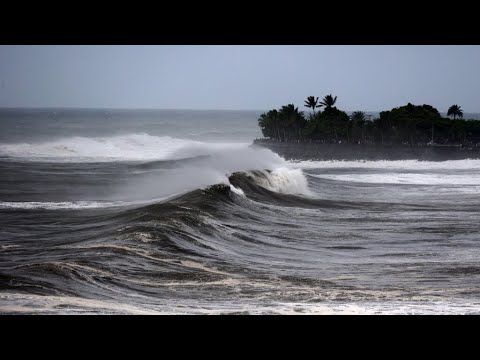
[252,139,480,161]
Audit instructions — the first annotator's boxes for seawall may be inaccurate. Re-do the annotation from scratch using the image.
[251,140,480,161]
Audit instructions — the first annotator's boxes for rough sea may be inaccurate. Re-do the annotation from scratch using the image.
[1,108,480,314]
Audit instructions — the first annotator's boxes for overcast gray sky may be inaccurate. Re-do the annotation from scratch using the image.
[0,45,479,112]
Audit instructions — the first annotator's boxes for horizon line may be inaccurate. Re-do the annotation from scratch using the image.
[0,106,270,112]
[0,106,479,115]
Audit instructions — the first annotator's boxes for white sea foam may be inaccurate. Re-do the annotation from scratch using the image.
[0,133,249,162]
[1,292,479,315]
[109,145,309,199]
[0,133,313,199]
[309,173,480,186]
[249,168,312,196]
[0,195,179,210]
[229,185,246,197]
[291,159,480,171]
[0,201,124,210]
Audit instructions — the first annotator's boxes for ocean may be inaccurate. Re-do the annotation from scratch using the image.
[1,108,480,314]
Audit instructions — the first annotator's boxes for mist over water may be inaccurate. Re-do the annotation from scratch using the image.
[1,109,480,314]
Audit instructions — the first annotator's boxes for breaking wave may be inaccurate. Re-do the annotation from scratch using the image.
[0,133,249,162]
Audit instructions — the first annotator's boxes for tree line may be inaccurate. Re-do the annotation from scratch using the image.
[257,95,480,146]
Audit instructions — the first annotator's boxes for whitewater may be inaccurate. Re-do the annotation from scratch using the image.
[1,108,480,315]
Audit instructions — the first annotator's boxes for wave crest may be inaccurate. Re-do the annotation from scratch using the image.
[244,168,311,196]
[0,133,248,162]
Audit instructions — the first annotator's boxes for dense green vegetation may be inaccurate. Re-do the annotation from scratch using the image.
[257,96,480,146]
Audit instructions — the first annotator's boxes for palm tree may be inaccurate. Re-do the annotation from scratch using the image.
[350,111,367,143]
[258,110,281,140]
[320,94,337,109]
[258,113,274,139]
[304,96,321,116]
[447,104,464,120]
[350,111,366,122]
[269,109,280,140]
[279,104,306,140]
